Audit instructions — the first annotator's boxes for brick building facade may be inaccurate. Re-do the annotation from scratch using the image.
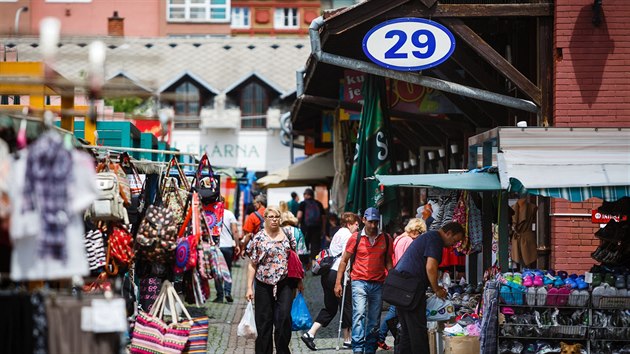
[551,0,630,273]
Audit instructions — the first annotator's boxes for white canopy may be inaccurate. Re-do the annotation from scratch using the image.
[257,149,334,188]
[497,127,630,190]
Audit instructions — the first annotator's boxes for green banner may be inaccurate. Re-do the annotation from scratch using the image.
[345,75,396,225]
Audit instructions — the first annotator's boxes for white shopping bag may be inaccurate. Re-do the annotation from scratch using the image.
[237,301,258,339]
[426,295,455,322]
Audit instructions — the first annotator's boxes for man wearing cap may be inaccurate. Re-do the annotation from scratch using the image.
[334,207,393,354]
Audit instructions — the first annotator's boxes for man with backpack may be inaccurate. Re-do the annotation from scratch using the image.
[334,207,393,354]
[297,188,326,266]
[240,194,266,251]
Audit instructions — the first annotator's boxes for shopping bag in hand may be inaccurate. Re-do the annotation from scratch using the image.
[291,292,313,331]
[426,295,456,321]
[237,301,257,339]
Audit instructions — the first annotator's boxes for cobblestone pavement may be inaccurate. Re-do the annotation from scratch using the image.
[203,258,395,353]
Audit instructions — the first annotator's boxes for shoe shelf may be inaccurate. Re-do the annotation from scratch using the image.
[499,303,588,309]
[589,328,630,341]
[593,296,630,309]
[500,324,589,339]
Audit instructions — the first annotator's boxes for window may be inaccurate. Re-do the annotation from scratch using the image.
[274,8,298,29]
[240,82,268,129]
[174,82,200,128]
[231,7,250,29]
[167,0,229,22]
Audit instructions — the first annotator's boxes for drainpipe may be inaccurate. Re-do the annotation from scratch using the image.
[296,67,305,97]
[14,6,28,36]
[308,16,539,114]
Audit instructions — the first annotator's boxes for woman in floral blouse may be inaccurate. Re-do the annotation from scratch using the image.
[245,206,303,354]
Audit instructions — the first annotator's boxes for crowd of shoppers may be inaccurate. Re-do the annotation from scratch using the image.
[236,188,466,354]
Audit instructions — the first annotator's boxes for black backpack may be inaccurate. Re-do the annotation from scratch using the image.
[303,199,321,227]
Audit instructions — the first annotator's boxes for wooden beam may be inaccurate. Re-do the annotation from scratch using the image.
[324,0,409,36]
[388,3,553,19]
[442,18,542,106]
[538,16,553,127]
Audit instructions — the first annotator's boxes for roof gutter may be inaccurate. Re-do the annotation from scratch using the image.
[308,16,539,114]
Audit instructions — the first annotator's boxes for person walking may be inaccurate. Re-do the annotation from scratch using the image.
[213,197,240,303]
[288,191,299,215]
[301,212,360,351]
[280,211,309,267]
[241,194,266,250]
[334,207,393,354]
[297,188,326,266]
[376,218,427,350]
[245,206,303,354]
[394,222,465,354]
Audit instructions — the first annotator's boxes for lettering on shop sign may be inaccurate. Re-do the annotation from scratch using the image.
[376,131,389,161]
[363,17,456,72]
[208,143,260,159]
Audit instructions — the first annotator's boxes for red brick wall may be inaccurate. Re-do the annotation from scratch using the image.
[550,199,602,274]
[554,0,630,127]
[552,0,629,273]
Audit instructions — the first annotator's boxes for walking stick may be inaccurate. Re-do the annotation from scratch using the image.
[336,274,348,351]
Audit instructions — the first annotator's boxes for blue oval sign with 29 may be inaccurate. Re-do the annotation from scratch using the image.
[362,18,456,72]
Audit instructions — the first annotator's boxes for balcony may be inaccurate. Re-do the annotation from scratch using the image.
[200,106,241,129]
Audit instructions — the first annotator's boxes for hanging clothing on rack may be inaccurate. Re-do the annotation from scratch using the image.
[9,139,98,281]
[510,198,538,267]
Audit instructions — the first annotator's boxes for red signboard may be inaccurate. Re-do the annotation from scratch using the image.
[591,210,628,223]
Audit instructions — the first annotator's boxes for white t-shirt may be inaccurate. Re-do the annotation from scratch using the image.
[219,209,238,248]
[329,227,352,271]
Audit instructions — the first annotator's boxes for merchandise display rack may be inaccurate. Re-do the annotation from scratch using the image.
[498,292,630,353]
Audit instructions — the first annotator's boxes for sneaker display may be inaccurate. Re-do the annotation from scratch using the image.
[536,287,547,307]
[301,332,317,351]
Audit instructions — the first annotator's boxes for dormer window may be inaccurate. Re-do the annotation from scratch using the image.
[240,82,268,129]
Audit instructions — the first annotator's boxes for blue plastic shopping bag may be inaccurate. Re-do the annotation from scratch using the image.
[291,292,313,331]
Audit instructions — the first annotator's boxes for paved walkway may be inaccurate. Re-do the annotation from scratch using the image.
[203,258,395,353]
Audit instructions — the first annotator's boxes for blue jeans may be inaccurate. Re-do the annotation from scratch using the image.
[214,247,234,299]
[379,305,397,342]
[351,280,383,354]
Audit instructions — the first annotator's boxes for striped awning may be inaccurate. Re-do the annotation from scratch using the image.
[509,178,630,202]
[497,127,630,202]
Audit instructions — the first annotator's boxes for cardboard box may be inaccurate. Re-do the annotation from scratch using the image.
[443,335,480,354]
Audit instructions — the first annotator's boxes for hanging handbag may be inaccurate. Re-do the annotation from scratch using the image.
[136,205,179,263]
[84,228,107,271]
[97,158,132,206]
[193,153,220,205]
[182,315,209,354]
[87,172,129,223]
[174,193,202,274]
[108,223,134,266]
[160,157,191,226]
[130,280,193,354]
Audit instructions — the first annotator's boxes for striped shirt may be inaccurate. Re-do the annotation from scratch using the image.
[345,231,392,282]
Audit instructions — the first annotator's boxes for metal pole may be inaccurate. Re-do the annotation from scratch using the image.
[336,274,348,351]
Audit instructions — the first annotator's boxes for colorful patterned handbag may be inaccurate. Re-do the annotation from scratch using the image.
[174,193,202,274]
[130,280,193,354]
